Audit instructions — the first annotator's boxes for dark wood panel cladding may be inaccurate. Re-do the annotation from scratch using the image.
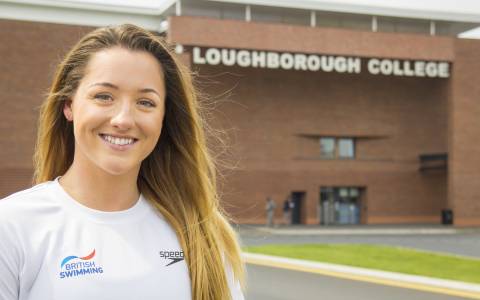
[168,16,455,61]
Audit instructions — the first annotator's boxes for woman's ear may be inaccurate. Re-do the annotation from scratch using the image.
[63,99,73,121]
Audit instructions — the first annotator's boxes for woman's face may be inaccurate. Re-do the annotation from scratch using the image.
[64,47,166,176]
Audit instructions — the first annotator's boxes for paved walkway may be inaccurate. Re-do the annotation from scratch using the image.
[237,224,480,259]
[238,224,479,235]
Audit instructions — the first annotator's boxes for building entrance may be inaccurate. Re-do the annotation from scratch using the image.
[290,191,305,224]
[320,187,362,225]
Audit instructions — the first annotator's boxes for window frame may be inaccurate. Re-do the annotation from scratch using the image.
[319,137,355,160]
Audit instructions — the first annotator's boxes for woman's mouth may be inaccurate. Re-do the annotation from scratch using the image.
[99,133,138,150]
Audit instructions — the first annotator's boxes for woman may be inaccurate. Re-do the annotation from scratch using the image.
[0,24,244,299]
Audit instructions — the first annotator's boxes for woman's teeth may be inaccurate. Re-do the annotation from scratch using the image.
[102,134,135,146]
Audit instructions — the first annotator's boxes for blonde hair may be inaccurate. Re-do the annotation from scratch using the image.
[33,24,244,299]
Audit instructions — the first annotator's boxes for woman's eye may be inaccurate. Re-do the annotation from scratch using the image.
[138,100,156,108]
[94,94,113,102]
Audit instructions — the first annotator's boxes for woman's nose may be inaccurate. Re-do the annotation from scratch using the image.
[110,102,135,130]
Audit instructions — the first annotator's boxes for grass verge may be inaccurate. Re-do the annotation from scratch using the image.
[244,244,480,284]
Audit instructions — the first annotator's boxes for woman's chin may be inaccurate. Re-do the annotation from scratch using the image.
[99,163,138,177]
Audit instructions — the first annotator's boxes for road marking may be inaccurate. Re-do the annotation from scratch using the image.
[245,256,480,299]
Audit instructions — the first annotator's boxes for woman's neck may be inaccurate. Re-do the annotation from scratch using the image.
[59,160,141,212]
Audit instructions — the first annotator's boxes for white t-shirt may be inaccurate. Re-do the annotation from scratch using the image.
[0,178,244,300]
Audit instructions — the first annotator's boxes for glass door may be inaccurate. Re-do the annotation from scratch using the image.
[320,187,361,225]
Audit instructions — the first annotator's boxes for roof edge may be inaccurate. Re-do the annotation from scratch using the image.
[205,0,480,23]
[0,1,173,31]
[1,0,177,16]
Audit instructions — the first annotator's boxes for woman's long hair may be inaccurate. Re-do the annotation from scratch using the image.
[33,24,244,299]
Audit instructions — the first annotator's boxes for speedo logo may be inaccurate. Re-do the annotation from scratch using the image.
[159,250,185,266]
[59,249,104,279]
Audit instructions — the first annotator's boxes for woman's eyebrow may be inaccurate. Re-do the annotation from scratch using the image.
[89,82,118,89]
[138,88,161,97]
[89,82,161,97]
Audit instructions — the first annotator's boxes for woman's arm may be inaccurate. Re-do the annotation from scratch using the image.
[0,220,20,300]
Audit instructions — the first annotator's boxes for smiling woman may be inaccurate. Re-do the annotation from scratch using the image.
[0,24,245,300]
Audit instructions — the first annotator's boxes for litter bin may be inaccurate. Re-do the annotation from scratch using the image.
[441,209,453,225]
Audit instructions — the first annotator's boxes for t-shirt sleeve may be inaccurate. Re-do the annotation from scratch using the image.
[0,218,21,300]
[225,259,245,300]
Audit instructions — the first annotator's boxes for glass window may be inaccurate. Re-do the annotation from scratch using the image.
[338,138,354,158]
[320,137,335,158]
[350,188,359,197]
[339,188,349,198]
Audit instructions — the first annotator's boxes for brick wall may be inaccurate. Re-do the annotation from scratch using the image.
[169,16,453,225]
[448,39,480,226]
[199,64,448,224]
[0,20,93,197]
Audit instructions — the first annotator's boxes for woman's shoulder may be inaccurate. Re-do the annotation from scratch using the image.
[0,183,56,300]
[0,180,56,219]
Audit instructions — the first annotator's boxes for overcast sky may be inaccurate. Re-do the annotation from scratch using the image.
[57,0,480,38]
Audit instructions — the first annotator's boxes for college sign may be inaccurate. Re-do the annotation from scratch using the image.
[192,47,450,78]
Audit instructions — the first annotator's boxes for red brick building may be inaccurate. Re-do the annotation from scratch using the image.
[1,0,480,226]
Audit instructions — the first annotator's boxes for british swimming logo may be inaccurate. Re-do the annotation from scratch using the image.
[59,249,104,279]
